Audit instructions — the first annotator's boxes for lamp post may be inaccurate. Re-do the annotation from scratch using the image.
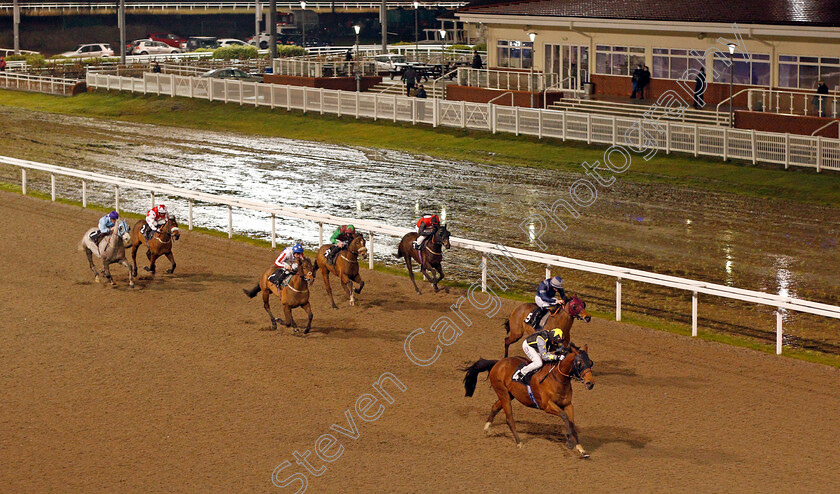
[727,42,735,128]
[413,1,419,56]
[439,28,446,64]
[528,32,536,108]
[354,25,361,92]
[300,1,306,53]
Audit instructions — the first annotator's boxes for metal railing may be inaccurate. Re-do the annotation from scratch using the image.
[88,72,840,173]
[273,59,376,78]
[0,71,80,95]
[456,67,558,92]
[747,88,840,118]
[812,120,840,137]
[0,1,467,11]
[3,153,839,356]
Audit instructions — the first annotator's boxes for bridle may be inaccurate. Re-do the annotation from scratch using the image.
[339,236,366,264]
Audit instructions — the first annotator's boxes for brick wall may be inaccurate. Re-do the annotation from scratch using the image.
[736,111,840,138]
[590,74,754,108]
[445,85,543,108]
[263,75,382,92]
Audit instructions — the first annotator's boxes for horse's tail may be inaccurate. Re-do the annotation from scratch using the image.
[460,358,498,398]
[77,237,87,252]
[243,284,261,298]
[396,242,405,259]
[503,318,510,334]
[312,260,319,275]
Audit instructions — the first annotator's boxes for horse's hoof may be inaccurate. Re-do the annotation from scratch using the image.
[143,267,151,272]
[129,282,135,288]
[94,276,100,283]
[349,300,355,307]
[331,304,338,310]
[484,422,492,434]
[303,328,310,334]
[516,442,524,449]
[579,452,590,459]
[165,269,173,274]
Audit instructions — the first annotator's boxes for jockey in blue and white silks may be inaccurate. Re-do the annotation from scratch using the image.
[91,211,119,244]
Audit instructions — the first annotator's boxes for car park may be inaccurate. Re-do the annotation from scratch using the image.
[128,39,181,55]
[59,43,114,59]
[148,33,187,49]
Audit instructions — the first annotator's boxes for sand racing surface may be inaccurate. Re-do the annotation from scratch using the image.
[2,191,839,493]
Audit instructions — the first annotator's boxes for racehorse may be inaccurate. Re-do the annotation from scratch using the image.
[129,216,180,277]
[503,295,591,357]
[243,256,316,333]
[78,219,135,288]
[396,224,451,294]
[462,344,595,458]
[313,233,368,308]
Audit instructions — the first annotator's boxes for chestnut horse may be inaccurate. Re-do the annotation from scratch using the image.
[129,216,180,276]
[503,295,591,357]
[313,233,368,308]
[396,224,451,294]
[243,256,316,333]
[462,345,595,458]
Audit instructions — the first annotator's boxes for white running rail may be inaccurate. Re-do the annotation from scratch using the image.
[2,154,839,355]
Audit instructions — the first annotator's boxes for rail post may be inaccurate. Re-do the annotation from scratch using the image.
[20,169,26,195]
[481,255,487,293]
[368,232,374,270]
[51,174,55,201]
[776,309,783,355]
[545,265,551,279]
[816,136,823,173]
[692,291,698,337]
[615,277,622,321]
[228,205,233,238]
[150,191,155,210]
[271,214,276,249]
[784,133,790,170]
[114,185,120,213]
[750,129,757,164]
[82,180,86,207]
[318,222,324,246]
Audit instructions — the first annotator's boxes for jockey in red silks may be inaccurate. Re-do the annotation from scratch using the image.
[413,214,440,250]
[145,204,169,239]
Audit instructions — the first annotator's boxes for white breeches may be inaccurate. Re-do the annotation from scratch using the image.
[521,341,543,376]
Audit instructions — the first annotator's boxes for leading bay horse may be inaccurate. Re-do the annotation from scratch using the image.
[78,219,135,287]
[503,295,591,357]
[313,233,368,308]
[396,224,451,294]
[243,256,316,333]
[462,345,595,458]
[130,216,180,277]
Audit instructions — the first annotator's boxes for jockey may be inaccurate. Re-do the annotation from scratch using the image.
[413,214,440,250]
[91,211,119,244]
[525,276,570,329]
[144,204,169,239]
[512,327,566,384]
[270,242,305,288]
[325,224,356,265]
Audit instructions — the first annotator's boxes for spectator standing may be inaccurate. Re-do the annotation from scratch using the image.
[415,84,427,119]
[345,49,353,61]
[152,62,161,74]
[638,65,651,100]
[630,64,643,99]
[693,67,706,109]
[814,80,829,116]
[471,51,482,69]
[402,65,418,97]
[0,57,6,72]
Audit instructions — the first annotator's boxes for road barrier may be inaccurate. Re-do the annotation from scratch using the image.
[3,155,839,355]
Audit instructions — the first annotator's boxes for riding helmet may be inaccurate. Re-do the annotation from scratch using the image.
[292,243,304,254]
[549,276,563,289]
[549,328,564,342]
[108,211,119,220]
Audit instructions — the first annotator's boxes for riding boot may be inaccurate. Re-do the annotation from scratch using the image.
[526,307,547,329]
[90,231,104,244]
[326,245,339,265]
[269,268,287,288]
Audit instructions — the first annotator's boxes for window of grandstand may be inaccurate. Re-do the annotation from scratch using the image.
[595,45,645,76]
[652,48,705,80]
[778,55,840,91]
[712,52,770,85]
[496,40,534,69]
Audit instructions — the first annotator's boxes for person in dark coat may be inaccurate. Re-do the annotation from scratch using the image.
[152,62,161,74]
[814,80,829,116]
[693,67,706,109]
[345,49,353,61]
[637,65,651,100]
[630,64,643,99]
[402,65,418,97]
[471,51,482,69]
[415,84,427,98]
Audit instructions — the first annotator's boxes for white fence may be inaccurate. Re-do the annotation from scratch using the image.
[87,72,840,172]
[0,71,79,95]
[748,88,840,119]
[2,155,840,355]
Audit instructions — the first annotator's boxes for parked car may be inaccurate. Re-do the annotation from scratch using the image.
[128,39,181,55]
[374,54,408,72]
[148,33,187,49]
[218,38,249,47]
[248,30,301,49]
[185,37,220,52]
[59,43,114,59]
[200,68,261,82]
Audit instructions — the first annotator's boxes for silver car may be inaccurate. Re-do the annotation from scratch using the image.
[59,43,114,59]
[130,39,181,55]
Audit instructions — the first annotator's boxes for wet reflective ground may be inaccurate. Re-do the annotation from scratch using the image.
[1,107,838,351]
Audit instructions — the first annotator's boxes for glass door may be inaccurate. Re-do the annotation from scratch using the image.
[546,44,589,90]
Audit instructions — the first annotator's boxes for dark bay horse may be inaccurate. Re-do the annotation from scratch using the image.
[78,220,135,287]
[462,345,595,458]
[503,295,591,357]
[396,224,451,294]
[243,256,316,333]
[314,233,367,308]
[129,216,180,276]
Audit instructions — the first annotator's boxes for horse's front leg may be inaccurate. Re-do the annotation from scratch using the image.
[433,263,444,292]
[283,304,297,330]
[130,244,140,277]
[339,275,354,306]
[352,273,365,294]
[145,253,159,275]
[563,404,587,458]
[102,260,116,286]
[120,258,135,288]
[164,251,176,274]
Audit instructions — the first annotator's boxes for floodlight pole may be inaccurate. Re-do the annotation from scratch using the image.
[355,25,361,92]
[13,0,20,54]
[728,43,735,128]
[269,0,277,60]
[118,0,126,64]
[300,1,306,53]
[529,32,536,108]
[414,2,419,55]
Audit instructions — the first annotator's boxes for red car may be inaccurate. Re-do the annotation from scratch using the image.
[147,33,187,49]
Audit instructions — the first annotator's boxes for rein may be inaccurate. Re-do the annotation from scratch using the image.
[283,276,310,293]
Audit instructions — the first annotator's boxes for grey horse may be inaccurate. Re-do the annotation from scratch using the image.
[78,219,135,287]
